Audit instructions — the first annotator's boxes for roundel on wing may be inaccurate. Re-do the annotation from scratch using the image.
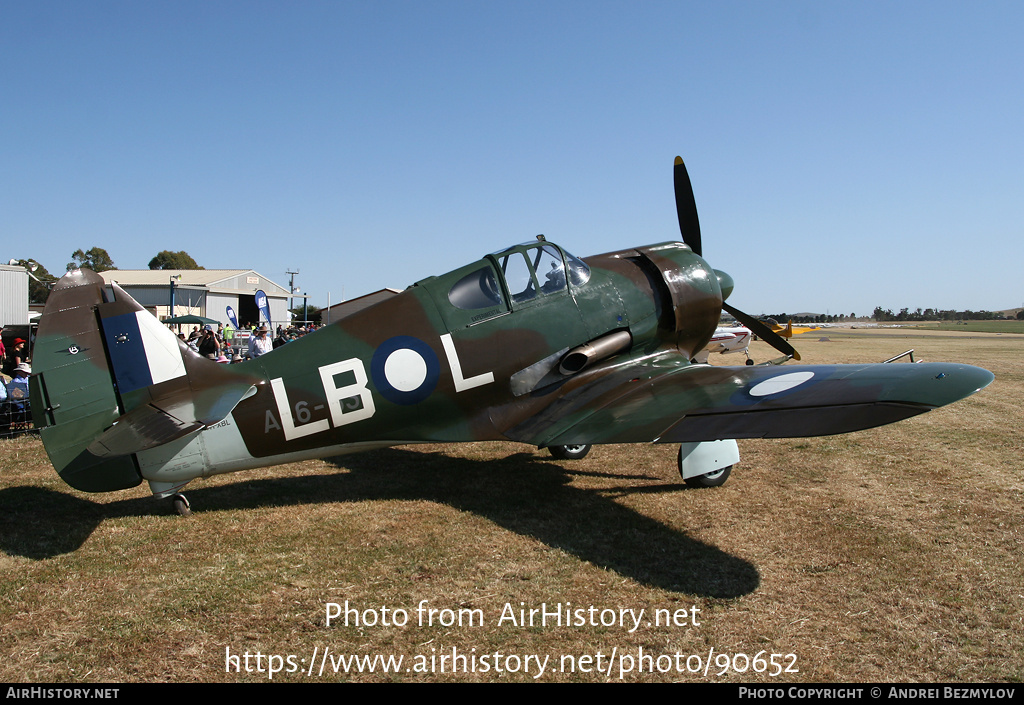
[729,367,832,407]
[748,371,816,397]
[370,336,441,405]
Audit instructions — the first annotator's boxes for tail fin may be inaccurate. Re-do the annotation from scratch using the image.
[31,270,259,493]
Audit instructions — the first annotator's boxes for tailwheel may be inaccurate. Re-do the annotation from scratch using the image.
[171,493,192,517]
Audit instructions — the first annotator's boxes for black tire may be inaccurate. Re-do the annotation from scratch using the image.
[172,494,192,517]
[682,465,732,488]
[548,444,592,460]
[678,445,733,487]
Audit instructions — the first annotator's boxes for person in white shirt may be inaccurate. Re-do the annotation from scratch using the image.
[248,326,274,359]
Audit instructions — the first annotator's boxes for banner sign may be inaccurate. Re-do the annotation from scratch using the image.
[255,290,271,325]
[226,306,239,329]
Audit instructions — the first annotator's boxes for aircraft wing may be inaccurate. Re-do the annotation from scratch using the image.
[505,355,994,447]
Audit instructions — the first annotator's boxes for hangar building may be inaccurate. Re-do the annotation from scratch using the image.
[98,269,300,329]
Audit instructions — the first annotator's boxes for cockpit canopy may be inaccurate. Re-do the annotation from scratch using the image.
[447,242,591,311]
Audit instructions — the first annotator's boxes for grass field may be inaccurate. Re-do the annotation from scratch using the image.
[1,328,1021,682]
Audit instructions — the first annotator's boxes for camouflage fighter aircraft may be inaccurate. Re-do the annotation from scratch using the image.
[29,158,994,514]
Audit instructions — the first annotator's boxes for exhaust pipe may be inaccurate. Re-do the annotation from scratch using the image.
[559,330,632,375]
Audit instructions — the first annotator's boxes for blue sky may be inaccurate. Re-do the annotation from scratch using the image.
[3,1,1022,316]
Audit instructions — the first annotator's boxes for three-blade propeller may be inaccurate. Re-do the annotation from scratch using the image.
[673,156,801,361]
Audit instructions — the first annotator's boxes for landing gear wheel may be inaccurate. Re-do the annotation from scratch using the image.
[745,358,754,366]
[548,444,592,460]
[678,446,732,487]
[171,493,192,517]
[683,465,732,488]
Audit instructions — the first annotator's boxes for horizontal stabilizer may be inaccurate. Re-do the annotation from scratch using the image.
[85,377,257,458]
[87,405,204,458]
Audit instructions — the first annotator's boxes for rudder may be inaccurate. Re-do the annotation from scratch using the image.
[30,270,141,492]
[31,269,262,494]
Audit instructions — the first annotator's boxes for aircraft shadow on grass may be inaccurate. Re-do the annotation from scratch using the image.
[0,448,759,598]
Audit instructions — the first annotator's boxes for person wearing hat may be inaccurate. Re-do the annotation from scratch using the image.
[197,328,221,360]
[5,362,31,425]
[247,325,273,359]
[2,338,27,377]
[6,362,30,395]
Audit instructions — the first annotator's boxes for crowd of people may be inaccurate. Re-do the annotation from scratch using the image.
[0,318,322,435]
[176,321,322,363]
[0,325,32,435]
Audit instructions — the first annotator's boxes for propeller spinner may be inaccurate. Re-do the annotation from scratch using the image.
[673,156,801,361]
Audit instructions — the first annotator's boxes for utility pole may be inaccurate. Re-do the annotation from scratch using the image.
[286,269,299,315]
[169,274,182,318]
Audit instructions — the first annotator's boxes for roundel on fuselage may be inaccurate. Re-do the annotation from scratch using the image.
[370,336,441,405]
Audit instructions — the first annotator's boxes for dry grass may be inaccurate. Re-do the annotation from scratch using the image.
[1,328,1020,682]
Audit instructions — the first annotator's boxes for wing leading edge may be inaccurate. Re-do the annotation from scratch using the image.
[505,357,994,447]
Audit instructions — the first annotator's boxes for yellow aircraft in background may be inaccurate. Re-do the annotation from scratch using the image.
[765,320,818,338]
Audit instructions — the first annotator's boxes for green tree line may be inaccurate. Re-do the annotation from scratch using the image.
[12,248,205,303]
[870,307,1020,321]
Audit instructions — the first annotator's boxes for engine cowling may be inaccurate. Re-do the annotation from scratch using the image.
[634,242,723,359]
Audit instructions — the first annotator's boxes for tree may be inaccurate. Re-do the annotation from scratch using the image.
[68,247,116,273]
[11,258,57,304]
[149,250,204,270]
[289,304,322,325]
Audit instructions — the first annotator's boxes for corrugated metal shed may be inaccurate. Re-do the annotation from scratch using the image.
[0,265,29,326]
